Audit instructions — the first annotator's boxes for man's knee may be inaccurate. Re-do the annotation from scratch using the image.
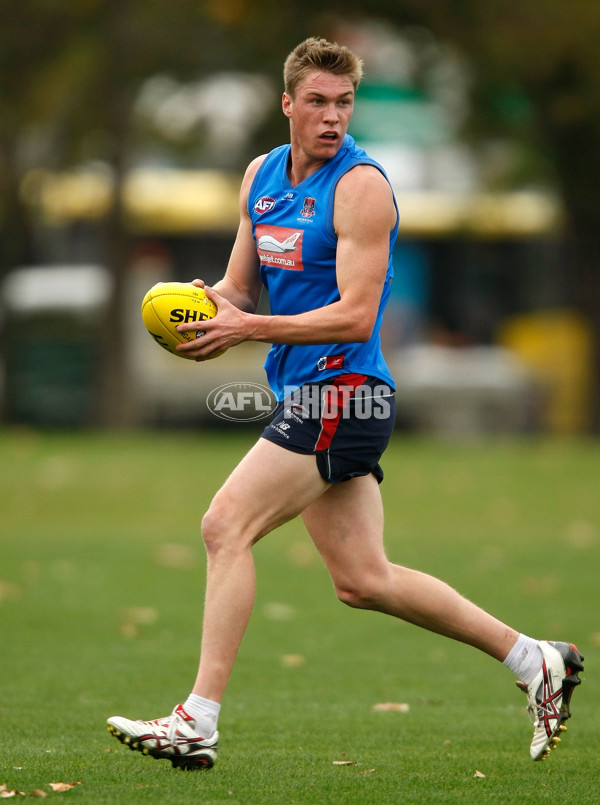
[331,559,394,610]
[201,497,235,555]
[201,493,258,556]
[334,579,380,611]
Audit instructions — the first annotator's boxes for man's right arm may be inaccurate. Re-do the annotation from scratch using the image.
[205,156,265,314]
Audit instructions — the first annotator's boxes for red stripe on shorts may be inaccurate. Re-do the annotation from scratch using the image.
[314,373,368,451]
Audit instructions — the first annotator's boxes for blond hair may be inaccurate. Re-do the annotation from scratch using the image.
[283,37,364,98]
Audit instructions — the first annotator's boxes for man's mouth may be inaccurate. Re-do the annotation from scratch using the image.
[320,131,338,141]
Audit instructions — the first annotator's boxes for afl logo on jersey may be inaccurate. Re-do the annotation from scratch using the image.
[254,196,276,214]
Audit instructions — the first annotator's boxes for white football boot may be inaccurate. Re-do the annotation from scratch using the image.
[107,704,218,770]
[516,640,584,761]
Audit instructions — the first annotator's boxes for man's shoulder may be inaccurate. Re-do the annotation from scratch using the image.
[333,164,397,233]
[245,143,288,182]
[336,162,391,193]
[245,154,267,179]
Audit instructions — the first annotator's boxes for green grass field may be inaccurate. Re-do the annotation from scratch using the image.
[1,429,599,803]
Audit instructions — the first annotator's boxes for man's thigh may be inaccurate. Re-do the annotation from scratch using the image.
[301,472,389,584]
[207,437,329,544]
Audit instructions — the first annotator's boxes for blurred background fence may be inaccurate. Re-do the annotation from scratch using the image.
[1,0,599,436]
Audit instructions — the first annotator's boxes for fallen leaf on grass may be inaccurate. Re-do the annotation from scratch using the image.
[564,519,596,550]
[154,543,198,569]
[473,770,486,778]
[0,782,82,798]
[0,784,24,798]
[280,654,305,668]
[263,602,296,621]
[333,760,357,766]
[48,782,82,792]
[520,575,560,598]
[0,581,22,603]
[287,541,317,568]
[361,769,376,775]
[119,607,158,639]
[372,702,410,712]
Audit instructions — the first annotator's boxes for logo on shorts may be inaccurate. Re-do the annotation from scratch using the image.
[270,420,291,439]
[285,403,307,424]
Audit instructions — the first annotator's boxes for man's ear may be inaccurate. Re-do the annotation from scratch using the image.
[282,91,293,118]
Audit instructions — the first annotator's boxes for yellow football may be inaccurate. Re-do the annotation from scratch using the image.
[141,282,218,360]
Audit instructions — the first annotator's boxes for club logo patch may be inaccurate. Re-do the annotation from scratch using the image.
[301,197,316,218]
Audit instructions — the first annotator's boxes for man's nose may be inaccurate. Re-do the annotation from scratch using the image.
[322,103,339,123]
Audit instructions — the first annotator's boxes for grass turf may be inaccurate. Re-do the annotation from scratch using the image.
[1,429,599,803]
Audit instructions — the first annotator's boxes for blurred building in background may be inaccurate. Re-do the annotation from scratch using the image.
[3,166,589,436]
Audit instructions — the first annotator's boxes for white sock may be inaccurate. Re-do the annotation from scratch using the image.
[183,693,220,738]
[503,634,543,686]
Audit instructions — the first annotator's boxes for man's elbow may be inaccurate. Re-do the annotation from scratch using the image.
[336,302,377,343]
[349,318,376,343]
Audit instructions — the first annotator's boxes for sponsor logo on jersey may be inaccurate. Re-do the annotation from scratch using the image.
[258,231,301,254]
[254,196,276,214]
[256,224,304,271]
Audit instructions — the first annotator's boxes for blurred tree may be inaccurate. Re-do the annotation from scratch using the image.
[426,0,600,430]
[0,2,77,272]
[0,0,309,426]
[0,1,84,420]
[326,0,600,428]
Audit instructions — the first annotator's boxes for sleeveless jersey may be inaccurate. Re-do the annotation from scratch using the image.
[247,134,399,400]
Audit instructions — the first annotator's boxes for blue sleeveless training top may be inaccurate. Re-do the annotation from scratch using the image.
[247,134,398,400]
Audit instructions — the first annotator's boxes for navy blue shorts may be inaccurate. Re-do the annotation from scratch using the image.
[261,374,396,484]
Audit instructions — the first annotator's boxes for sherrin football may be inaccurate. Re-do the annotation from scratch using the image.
[141,282,218,360]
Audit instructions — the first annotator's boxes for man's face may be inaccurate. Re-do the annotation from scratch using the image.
[283,70,355,163]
